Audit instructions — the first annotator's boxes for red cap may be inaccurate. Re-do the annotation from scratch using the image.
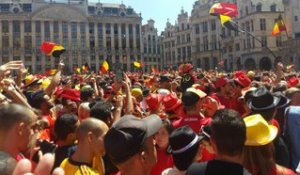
[234,75,251,88]
[145,94,161,111]
[215,77,229,88]
[234,71,246,78]
[61,89,81,102]
[179,63,193,75]
[288,76,299,88]
[162,93,182,112]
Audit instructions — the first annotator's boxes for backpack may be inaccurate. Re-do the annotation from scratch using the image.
[187,162,251,175]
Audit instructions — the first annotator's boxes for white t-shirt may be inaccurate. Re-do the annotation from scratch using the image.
[161,167,186,175]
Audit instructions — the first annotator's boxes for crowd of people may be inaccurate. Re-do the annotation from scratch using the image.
[0,60,300,175]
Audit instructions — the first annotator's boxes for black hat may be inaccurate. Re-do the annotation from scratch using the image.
[274,93,290,109]
[167,126,204,171]
[248,86,280,111]
[104,114,162,164]
[159,75,172,82]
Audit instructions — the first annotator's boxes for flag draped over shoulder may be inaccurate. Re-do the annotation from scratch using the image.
[272,15,287,36]
[40,42,65,58]
[133,61,143,68]
[100,60,109,74]
[209,2,238,17]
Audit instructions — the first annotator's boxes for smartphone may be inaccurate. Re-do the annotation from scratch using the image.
[114,63,123,82]
[115,69,123,82]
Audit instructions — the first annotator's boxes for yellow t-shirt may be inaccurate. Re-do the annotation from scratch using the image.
[60,156,105,175]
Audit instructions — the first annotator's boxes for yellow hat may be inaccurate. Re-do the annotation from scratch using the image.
[186,87,207,98]
[247,71,255,78]
[244,114,278,146]
[24,75,41,87]
[131,88,143,98]
[41,78,51,89]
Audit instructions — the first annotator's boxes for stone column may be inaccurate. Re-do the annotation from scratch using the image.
[9,21,13,61]
[110,23,116,64]
[31,21,36,73]
[125,24,130,70]
[41,21,45,72]
[133,24,138,65]
[85,23,90,66]
[20,20,25,61]
[103,23,107,61]
[94,23,99,71]
[50,21,55,67]
[118,23,123,64]
[77,22,81,67]
[68,22,73,69]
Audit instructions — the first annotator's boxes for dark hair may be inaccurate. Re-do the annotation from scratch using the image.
[161,119,174,135]
[0,104,33,132]
[80,88,94,102]
[90,101,112,123]
[29,90,46,109]
[211,109,246,156]
[54,114,78,141]
[251,108,276,122]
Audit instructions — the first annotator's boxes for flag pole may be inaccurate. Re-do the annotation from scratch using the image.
[229,20,278,60]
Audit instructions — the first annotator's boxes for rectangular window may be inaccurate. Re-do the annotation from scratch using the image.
[89,22,94,34]
[260,18,266,31]
[44,21,50,33]
[235,43,240,51]
[276,36,282,47]
[80,22,86,33]
[53,21,59,33]
[35,21,41,33]
[211,20,216,31]
[261,36,267,47]
[13,20,20,33]
[106,24,111,34]
[24,21,31,33]
[62,22,68,33]
[202,22,208,33]
[2,20,9,33]
[195,24,200,34]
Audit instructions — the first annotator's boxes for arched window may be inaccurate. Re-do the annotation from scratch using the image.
[256,3,262,12]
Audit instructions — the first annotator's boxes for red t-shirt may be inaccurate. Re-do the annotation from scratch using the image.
[211,93,244,115]
[150,149,173,175]
[172,110,211,133]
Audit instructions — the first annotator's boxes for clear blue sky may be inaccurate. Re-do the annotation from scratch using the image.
[91,0,196,33]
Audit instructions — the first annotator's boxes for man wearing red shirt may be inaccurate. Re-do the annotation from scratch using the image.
[173,87,210,133]
[211,77,242,114]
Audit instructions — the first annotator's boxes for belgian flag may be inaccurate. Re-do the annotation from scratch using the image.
[82,63,89,73]
[209,2,238,17]
[41,42,65,58]
[272,15,287,36]
[100,60,109,74]
[45,69,57,76]
[220,15,242,32]
[133,61,143,68]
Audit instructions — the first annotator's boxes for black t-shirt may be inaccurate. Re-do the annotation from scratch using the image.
[53,145,77,169]
[187,160,251,175]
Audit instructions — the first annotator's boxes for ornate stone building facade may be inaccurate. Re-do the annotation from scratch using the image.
[282,0,300,70]
[161,9,192,69]
[190,0,222,70]
[142,19,161,72]
[0,0,142,73]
